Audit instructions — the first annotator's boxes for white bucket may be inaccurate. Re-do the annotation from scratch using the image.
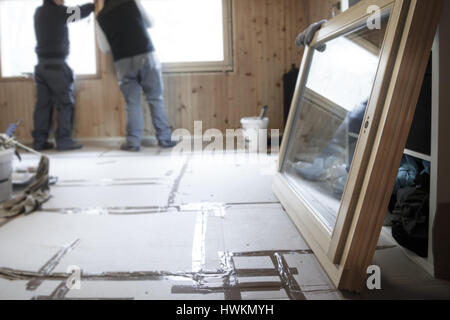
[0,148,14,203]
[241,117,269,149]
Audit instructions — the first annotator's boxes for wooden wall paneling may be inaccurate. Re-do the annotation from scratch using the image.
[252,0,264,121]
[215,76,229,133]
[259,0,285,132]
[191,75,209,130]
[308,0,336,22]
[178,74,195,133]
[284,0,307,69]
[170,75,188,131]
[231,0,257,129]
[103,54,127,138]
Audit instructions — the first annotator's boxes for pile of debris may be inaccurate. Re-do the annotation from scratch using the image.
[0,126,51,218]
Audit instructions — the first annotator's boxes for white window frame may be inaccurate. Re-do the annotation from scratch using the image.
[148,0,234,73]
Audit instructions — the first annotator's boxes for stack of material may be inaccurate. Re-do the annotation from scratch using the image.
[0,134,51,218]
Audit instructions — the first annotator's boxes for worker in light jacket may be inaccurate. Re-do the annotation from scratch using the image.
[33,0,95,151]
[96,0,176,151]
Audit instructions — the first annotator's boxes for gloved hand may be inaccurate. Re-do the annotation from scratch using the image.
[295,20,327,52]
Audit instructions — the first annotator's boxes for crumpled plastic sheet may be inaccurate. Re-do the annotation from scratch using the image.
[0,156,51,218]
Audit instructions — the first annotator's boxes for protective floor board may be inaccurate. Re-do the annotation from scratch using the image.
[20,146,110,160]
[303,291,342,300]
[98,148,162,158]
[0,217,82,271]
[233,256,275,270]
[3,146,450,300]
[42,184,172,209]
[0,203,327,299]
[54,212,221,274]
[346,247,450,300]
[17,145,164,162]
[0,279,62,300]
[0,212,198,274]
[63,281,225,300]
[237,276,292,300]
[48,156,185,181]
[0,240,70,274]
[241,290,289,300]
[222,205,309,253]
[4,147,333,300]
[284,253,337,294]
[175,154,279,205]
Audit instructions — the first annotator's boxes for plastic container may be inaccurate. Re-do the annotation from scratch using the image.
[0,148,14,203]
[241,117,269,147]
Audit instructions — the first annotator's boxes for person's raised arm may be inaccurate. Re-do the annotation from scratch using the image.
[65,3,95,23]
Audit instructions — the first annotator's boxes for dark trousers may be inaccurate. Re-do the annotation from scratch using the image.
[32,60,75,149]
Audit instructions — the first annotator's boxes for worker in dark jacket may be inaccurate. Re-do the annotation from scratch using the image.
[96,0,176,151]
[33,0,95,151]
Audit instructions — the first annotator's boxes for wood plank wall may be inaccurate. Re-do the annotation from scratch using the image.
[0,0,335,142]
[308,0,336,21]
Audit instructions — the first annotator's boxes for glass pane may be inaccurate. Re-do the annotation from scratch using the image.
[282,11,390,231]
[0,0,96,77]
[66,0,97,75]
[142,0,224,63]
[0,0,40,77]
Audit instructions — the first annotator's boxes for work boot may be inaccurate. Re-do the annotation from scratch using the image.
[57,143,83,152]
[158,140,179,149]
[33,141,54,151]
[120,143,140,152]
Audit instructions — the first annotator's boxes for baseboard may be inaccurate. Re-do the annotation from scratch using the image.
[18,136,159,148]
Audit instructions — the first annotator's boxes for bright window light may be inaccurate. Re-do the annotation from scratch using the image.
[142,0,225,63]
[307,36,379,111]
[0,0,97,78]
[66,0,97,75]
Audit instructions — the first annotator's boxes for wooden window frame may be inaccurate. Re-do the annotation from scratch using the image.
[273,0,442,292]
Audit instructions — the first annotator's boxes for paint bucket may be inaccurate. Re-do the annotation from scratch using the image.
[240,117,269,148]
[0,148,14,203]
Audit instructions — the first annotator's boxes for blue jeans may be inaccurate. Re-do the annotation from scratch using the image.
[114,52,172,147]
